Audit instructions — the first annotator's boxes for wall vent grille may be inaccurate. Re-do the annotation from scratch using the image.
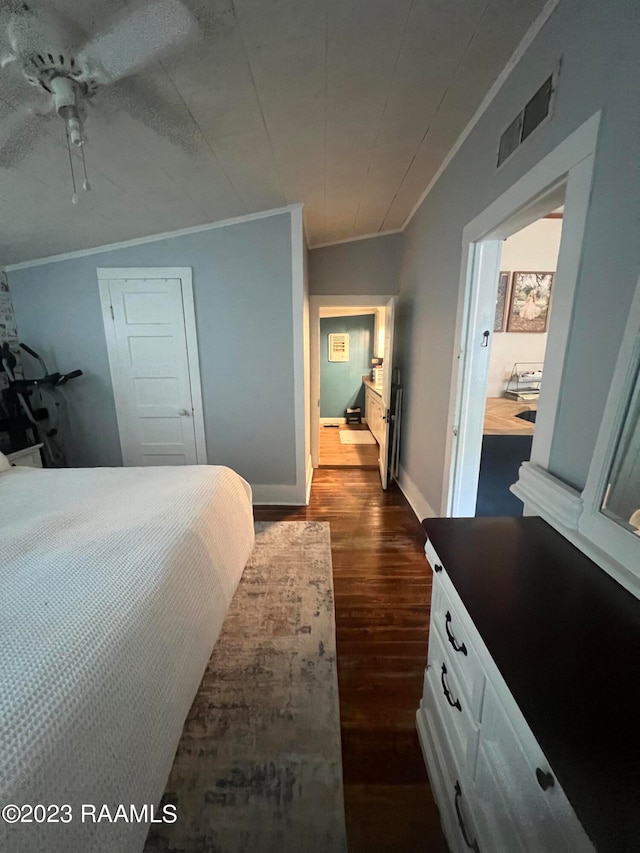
[497,73,555,168]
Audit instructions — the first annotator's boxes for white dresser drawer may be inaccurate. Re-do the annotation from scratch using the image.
[431,576,485,718]
[419,674,482,853]
[474,679,594,853]
[426,628,480,774]
[420,524,597,853]
[472,739,528,853]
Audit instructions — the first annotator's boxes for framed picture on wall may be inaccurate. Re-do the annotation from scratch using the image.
[506,271,554,333]
[494,271,511,331]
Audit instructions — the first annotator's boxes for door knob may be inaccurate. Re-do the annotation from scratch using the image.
[178,408,191,416]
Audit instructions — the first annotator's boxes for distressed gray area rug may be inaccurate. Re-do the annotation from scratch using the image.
[145,521,347,853]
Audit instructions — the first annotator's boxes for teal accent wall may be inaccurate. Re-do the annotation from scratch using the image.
[320,314,374,418]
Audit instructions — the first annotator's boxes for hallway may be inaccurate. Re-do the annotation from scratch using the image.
[254,469,447,853]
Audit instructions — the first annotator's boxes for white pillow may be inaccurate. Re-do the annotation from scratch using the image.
[0,451,11,472]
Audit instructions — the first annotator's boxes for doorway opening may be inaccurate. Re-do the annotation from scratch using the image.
[319,308,380,469]
[476,211,564,516]
[310,295,396,489]
[445,113,600,519]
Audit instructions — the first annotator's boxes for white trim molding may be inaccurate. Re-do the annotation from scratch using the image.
[311,228,403,251]
[510,462,583,530]
[290,204,308,505]
[320,417,369,425]
[398,465,439,524]
[6,204,303,271]
[310,293,393,469]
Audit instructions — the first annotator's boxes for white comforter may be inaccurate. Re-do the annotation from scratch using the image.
[0,464,255,853]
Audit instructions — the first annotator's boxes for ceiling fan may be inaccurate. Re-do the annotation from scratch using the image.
[0,0,198,199]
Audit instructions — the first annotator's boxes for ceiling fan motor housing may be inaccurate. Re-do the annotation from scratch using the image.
[23,50,86,91]
[49,76,85,146]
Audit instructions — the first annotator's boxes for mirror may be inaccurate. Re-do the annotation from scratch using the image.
[601,360,640,535]
[577,275,640,596]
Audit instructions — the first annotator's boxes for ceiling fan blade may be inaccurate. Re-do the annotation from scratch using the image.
[78,0,198,85]
[0,103,49,168]
[94,76,200,155]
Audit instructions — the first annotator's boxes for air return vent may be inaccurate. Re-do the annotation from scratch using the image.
[497,73,555,168]
[328,333,349,362]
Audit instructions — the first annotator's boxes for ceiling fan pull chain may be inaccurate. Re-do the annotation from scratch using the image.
[80,144,91,192]
[65,123,78,204]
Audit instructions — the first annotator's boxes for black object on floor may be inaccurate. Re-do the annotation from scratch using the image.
[345,406,362,424]
[475,434,532,516]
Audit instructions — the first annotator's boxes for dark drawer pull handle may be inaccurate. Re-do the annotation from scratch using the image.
[536,767,555,791]
[445,611,468,655]
[441,663,461,712]
[454,781,480,852]
[433,563,443,573]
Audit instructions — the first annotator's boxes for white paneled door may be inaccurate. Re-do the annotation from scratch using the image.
[98,268,206,467]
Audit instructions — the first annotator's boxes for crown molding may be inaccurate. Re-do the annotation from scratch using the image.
[310,228,403,250]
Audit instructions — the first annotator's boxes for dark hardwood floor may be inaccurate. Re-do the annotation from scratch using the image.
[254,469,448,853]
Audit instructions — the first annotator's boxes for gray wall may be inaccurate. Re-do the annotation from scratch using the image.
[309,233,401,295]
[8,213,297,488]
[396,0,640,513]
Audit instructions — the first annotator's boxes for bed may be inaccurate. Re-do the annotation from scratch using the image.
[0,462,255,853]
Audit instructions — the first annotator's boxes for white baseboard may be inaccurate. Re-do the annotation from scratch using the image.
[320,417,368,425]
[397,466,439,523]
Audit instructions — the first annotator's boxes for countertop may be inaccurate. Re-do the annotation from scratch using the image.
[362,375,383,396]
[483,397,537,435]
[421,516,640,853]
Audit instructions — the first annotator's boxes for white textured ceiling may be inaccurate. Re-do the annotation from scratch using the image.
[0,0,548,264]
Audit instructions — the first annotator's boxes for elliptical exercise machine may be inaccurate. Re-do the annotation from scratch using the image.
[0,342,83,467]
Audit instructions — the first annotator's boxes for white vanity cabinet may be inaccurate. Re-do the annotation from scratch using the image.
[418,530,596,853]
[364,384,384,445]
